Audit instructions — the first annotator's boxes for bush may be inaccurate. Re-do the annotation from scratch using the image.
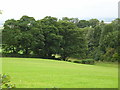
[0,74,16,89]
[81,59,95,65]
[53,58,61,61]
[73,60,81,64]
[111,53,120,62]
[67,60,72,62]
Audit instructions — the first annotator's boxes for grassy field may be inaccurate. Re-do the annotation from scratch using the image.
[2,57,118,88]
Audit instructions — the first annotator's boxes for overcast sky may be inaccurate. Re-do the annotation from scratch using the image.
[0,0,119,21]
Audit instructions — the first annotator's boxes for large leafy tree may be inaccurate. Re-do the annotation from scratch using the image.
[89,19,99,28]
[58,20,86,60]
[62,17,79,24]
[77,20,90,28]
[2,16,45,56]
[99,24,114,53]
[17,16,45,55]
[2,19,20,54]
[2,15,119,62]
[17,16,37,55]
[98,19,120,61]
[29,24,45,56]
[38,16,62,58]
[82,27,95,58]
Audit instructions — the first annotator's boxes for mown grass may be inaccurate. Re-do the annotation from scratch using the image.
[2,57,118,88]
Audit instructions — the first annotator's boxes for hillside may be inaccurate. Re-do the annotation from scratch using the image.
[2,57,118,88]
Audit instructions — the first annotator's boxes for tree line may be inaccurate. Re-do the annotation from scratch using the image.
[2,16,120,62]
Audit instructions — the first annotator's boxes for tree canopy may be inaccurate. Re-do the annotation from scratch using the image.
[2,16,120,62]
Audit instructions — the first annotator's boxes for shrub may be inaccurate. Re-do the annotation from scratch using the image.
[67,60,72,62]
[53,58,61,61]
[111,53,120,62]
[0,74,16,89]
[81,59,95,65]
[73,60,81,64]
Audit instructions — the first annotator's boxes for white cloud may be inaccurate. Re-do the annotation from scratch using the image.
[0,0,119,21]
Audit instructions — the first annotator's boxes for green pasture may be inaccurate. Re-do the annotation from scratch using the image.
[2,57,118,88]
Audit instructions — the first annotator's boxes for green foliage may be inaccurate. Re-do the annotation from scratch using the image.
[76,19,99,28]
[73,60,82,64]
[58,21,86,60]
[0,74,16,89]
[82,18,119,62]
[77,20,90,28]
[112,53,120,62]
[2,15,119,62]
[81,59,95,65]
[2,16,44,56]
[97,19,120,62]
[39,17,62,58]
[93,49,104,61]
[89,19,99,28]
[62,17,79,24]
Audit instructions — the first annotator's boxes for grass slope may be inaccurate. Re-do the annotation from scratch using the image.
[2,57,118,88]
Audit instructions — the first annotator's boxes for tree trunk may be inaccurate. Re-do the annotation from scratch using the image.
[25,48,29,55]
